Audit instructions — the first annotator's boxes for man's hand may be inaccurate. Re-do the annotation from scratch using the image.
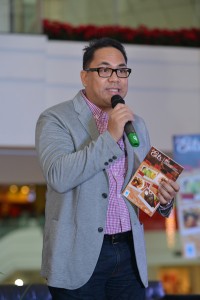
[158,179,180,206]
[107,103,134,142]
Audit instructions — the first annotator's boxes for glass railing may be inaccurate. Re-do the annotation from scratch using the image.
[0,184,46,239]
[0,186,45,285]
[0,215,44,239]
[0,0,43,34]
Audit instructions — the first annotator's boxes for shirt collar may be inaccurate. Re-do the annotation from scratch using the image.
[81,89,107,120]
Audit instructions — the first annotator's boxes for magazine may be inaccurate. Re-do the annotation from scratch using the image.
[122,146,184,217]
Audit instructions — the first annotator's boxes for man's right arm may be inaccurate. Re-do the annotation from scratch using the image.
[35,111,124,193]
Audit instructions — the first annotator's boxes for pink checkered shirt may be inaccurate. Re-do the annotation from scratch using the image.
[81,90,131,234]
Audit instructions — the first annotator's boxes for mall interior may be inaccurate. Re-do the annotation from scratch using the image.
[0,1,200,299]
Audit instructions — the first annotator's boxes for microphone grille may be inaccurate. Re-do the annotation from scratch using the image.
[111,95,125,108]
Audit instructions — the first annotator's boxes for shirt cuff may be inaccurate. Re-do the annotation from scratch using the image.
[159,199,174,210]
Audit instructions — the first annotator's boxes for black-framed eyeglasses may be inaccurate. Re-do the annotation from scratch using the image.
[84,67,132,78]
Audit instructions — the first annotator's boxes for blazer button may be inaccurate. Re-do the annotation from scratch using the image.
[104,162,109,166]
[108,159,113,163]
[102,193,108,198]
[112,156,117,160]
[98,227,103,232]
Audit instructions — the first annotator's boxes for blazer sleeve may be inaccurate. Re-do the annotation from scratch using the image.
[35,107,124,193]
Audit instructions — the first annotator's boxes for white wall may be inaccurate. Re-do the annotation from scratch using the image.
[0,34,199,151]
[0,34,46,147]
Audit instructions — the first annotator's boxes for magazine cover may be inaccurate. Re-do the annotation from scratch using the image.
[173,134,200,258]
[123,146,184,217]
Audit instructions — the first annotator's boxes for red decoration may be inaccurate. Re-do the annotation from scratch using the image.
[43,20,200,47]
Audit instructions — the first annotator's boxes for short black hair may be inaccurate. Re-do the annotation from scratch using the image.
[82,37,128,69]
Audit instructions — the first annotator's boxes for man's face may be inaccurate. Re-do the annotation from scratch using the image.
[80,47,129,112]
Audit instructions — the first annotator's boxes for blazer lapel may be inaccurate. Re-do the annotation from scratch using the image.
[73,92,99,141]
[73,92,145,178]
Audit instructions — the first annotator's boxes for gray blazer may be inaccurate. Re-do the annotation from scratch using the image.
[35,91,172,289]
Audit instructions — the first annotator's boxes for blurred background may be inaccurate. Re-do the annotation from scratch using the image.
[0,0,200,296]
[1,0,200,33]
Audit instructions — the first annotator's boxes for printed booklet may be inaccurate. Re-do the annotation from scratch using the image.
[122,146,184,217]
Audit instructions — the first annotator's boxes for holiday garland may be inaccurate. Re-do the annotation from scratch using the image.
[43,19,200,47]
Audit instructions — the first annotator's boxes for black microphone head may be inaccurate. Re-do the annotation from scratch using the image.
[111,95,125,108]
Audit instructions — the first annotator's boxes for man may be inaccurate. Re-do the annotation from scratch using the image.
[35,37,179,299]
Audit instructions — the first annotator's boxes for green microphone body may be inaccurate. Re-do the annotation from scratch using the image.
[111,95,140,147]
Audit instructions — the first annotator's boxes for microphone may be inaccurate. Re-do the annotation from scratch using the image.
[111,95,140,147]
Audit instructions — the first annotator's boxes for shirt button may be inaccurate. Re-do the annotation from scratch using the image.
[102,193,108,198]
[109,159,113,163]
[98,227,103,232]
[113,156,117,160]
[104,162,109,166]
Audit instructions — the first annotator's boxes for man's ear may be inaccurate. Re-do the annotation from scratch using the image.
[80,70,87,87]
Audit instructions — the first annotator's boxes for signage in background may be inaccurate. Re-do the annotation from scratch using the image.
[173,134,200,258]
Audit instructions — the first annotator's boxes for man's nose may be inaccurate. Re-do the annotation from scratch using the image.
[109,70,120,81]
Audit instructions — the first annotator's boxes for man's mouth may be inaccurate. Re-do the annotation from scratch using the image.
[107,88,120,93]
